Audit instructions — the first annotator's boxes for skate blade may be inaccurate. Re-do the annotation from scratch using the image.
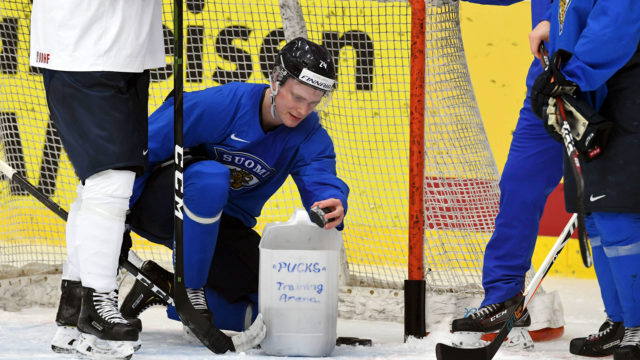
[76,333,136,360]
[503,327,534,350]
[450,331,488,348]
[478,327,535,350]
[133,338,142,352]
[51,326,81,354]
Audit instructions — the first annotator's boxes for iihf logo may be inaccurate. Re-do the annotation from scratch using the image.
[36,51,50,64]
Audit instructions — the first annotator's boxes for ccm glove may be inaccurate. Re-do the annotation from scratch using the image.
[531,50,613,160]
[548,95,613,161]
[531,50,578,137]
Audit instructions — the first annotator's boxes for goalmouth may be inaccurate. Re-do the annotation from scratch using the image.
[0,0,564,338]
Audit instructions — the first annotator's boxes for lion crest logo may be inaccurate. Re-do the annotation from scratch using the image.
[214,148,275,189]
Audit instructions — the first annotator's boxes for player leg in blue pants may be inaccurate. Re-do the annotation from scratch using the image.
[450,97,564,342]
[168,160,229,320]
[481,98,564,307]
[123,160,230,323]
[569,215,626,357]
[591,213,640,359]
[124,160,260,330]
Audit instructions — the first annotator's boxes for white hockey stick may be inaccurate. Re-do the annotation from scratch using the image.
[435,214,579,360]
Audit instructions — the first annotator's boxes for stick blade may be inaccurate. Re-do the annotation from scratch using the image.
[435,343,490,360]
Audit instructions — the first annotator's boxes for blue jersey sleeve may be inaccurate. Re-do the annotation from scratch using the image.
[560,1,640,92]
[290,126,350,230]
[532,0,550,25]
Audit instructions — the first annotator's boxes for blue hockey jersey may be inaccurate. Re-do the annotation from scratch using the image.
[547,0,640,108]
[135,82,349,229]
[547,1,640,213]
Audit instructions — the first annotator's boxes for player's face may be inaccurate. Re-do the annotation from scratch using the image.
[275,79,325,127]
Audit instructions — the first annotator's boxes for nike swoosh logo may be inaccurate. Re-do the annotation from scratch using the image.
[142,149,149,156]
[590,194,606,202]
[230,133,250,143]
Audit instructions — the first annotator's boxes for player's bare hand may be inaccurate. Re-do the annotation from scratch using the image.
[311,198,344,230]
[529,20,550,59]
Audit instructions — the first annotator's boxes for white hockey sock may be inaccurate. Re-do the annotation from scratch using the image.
[62,183,83,281]
[76,169,135,293]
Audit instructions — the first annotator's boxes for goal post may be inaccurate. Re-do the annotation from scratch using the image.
[0,0,521,332]
[406,0,427,339]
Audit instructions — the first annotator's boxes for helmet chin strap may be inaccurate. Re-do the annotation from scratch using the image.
[270,79,283,124]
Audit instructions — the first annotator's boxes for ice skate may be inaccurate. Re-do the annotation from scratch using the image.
[450,292,532,349]
[76,287,139,359]
[570,317,624,357]
[179,288,217,345]
[615,326,640,360]
[51,279,83,353]
[186,287,214,325]
[120,260,173,320]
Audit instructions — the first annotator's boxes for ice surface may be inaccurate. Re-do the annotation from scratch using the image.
[0,277,605,359]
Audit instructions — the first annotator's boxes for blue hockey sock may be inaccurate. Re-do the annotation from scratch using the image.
[182,161,229,288]
[593,212,640,327]
[585,215,623,322]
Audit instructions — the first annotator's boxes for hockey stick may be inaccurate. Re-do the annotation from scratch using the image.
[435,213,578,360]
[170,0,237,353]
[540,43,592,268]
[0,159,172,304]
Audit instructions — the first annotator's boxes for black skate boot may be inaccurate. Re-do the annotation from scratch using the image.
[51,279,83,353]
[450,292,532,349]
[570,317,624,357]
[452,292,531,333]
[186,287,214,325]
[615,327,640,360]
[120,260,173,320]
[76,287,139,359]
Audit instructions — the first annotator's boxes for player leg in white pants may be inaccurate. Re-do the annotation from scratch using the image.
[65,170,140,359]
[50,184,84,353]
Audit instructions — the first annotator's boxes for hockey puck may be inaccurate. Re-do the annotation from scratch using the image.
[335,336,373,347]
[309,206,331,228]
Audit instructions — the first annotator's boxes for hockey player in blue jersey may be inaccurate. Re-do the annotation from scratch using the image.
[530,2,640,359]
[449,0,564,348]
[119,37,349,335]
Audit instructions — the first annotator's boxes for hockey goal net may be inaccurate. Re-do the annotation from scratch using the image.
[0,0,501,324]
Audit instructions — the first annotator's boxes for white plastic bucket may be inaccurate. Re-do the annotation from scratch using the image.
[259,208,342,356]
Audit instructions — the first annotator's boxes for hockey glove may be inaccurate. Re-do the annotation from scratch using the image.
[531,50,578,141]
[546,95,613,161]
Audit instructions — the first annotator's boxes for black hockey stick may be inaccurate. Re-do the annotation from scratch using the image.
[0,159,172,304]
[539,43,592,268]
[170,0,236,353]
[435,213,578,360]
